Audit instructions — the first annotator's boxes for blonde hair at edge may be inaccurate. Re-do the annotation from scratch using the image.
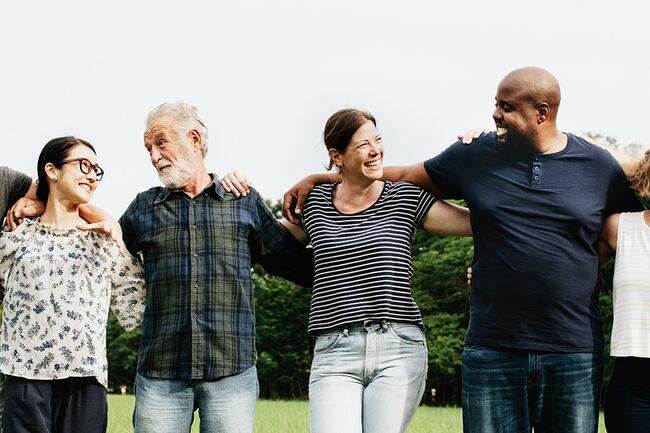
[629,149,650,198]
[146,101,209,156]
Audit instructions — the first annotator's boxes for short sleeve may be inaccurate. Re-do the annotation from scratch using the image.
[109,247,147,331]
[604,158,644,215]
[0,167,32,217]
[423,140,468,199]
[414,189,437,228]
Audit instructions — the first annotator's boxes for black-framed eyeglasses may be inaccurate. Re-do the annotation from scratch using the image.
[59,158,105,181]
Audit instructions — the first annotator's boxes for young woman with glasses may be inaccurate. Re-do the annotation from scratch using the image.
[0,136,146,433]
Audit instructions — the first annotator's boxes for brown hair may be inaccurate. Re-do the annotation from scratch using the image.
[323,109,376,170]
[629,149,650,198]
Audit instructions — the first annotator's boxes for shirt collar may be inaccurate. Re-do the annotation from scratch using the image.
[153,173,225,204]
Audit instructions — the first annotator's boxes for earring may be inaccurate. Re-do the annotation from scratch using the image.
[51,176,58,182]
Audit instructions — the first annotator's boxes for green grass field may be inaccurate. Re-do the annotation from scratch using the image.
[107,395,607,432]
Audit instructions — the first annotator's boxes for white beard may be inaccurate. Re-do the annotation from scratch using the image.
[156,152,195,189]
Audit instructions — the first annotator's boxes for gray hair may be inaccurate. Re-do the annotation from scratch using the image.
[146,101,209,156]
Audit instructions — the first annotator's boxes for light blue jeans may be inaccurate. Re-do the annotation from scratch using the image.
[133,366,259,433]
[309,321,428,433]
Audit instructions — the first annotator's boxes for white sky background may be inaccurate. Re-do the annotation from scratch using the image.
[1,0,649,216]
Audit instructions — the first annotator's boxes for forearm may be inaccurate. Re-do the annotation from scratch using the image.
[383,163,443,197]
[78,203,113,223]
[24,181,38,201]
[306,172,341,185]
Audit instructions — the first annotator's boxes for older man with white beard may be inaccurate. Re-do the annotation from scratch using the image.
[119,102,312,433]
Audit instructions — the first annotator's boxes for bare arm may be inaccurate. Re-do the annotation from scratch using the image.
[383,163,444,197]
[24,181,38,200]
[280,218,309,245]
[422,200,472,236]
[282,172,341,223]
[595,213,619,265]
[76,204,125,254]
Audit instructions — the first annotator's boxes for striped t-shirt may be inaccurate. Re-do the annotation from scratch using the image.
[301,181,436,333]
[611,211,650,357]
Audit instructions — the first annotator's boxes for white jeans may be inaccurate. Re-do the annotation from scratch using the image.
[309,321,428,433]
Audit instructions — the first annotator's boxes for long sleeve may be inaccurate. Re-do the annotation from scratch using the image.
[0,225,29,297]
[109,247,147,331]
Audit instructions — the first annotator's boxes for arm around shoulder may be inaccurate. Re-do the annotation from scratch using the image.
[422,200,472,237]
[383,163,443,197]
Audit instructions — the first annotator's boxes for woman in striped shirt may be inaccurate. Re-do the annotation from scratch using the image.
[598,150,650,433]
[278,109,472,433]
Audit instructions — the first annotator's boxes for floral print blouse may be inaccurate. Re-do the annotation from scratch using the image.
[0,218,146,388]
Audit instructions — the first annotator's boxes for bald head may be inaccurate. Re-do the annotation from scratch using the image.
[499,67,561,117]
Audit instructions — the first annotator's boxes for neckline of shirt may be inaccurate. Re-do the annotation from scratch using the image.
[328,181,388,216]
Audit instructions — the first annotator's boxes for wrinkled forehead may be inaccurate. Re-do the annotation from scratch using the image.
[144,116,179,141]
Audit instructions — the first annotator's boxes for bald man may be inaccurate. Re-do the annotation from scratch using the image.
[282,67,643,433]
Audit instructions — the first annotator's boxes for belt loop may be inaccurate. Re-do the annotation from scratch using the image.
[343,328,349,337]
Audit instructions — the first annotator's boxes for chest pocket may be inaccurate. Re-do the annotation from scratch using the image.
[214,212,254,270]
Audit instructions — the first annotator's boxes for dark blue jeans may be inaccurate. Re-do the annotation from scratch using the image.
[462,347,602,433]
[604,357,650,433]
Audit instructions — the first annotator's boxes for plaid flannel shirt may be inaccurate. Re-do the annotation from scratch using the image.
[120,177,312,380]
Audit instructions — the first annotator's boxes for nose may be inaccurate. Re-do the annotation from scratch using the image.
[150,146,162,165]
[85,169,97,183]
[492,107,502,123]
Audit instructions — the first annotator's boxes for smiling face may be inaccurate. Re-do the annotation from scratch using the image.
[144,115,199,188]
[492,78,540,148]
[47,144,99,205]
[331,120,384,182]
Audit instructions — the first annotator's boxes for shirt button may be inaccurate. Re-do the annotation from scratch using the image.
[192,225,198,231]
[193,253,199,258]
[193,312,199,320]
[534,175,539,180]
[534,166,540,171]
[195,283,200,288]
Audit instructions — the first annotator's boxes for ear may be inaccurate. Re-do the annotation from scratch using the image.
[536,102,550,124]
[188,129,203,154]
[328,148,343,168]
[44,162,59,181]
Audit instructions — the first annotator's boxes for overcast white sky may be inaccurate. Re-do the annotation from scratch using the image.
[2,0,649,216]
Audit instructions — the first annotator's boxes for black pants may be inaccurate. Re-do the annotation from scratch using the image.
[604,357,650,433]
[3,376,107,433]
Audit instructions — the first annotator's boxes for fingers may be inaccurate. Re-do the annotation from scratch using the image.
[77,221,127,255]
[220,176,237,195]
[294,190,308,219]
[458,128,492,144]
[220,171,252,197]
[466,266,473,287]
[7,199,27,231]
[22,202,45,218]
[282,192,299,224]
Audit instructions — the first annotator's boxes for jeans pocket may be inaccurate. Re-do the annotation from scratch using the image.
[313,332,343,354]
[388,323,425,346]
